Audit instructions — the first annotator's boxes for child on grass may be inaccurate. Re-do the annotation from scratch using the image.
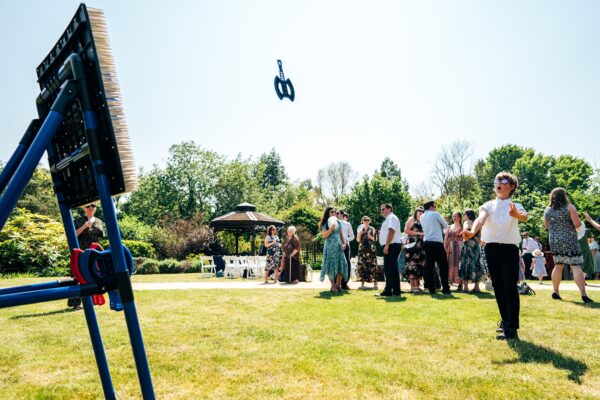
[531,248,547,284]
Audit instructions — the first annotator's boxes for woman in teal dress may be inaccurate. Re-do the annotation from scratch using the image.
[319,207,349,292]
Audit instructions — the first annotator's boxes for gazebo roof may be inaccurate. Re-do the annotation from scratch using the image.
[210,203,284,231]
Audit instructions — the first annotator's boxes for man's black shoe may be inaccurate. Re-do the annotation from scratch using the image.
[496,320,505,333]
[442,289,451,295]
[393,292,402,297]
[376,291,393,297]
[496,329,519,341]
[341,284,350,290]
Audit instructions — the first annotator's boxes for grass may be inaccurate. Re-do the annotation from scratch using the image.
[1,277,600,399]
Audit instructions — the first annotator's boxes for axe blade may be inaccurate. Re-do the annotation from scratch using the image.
[274,76,285,100]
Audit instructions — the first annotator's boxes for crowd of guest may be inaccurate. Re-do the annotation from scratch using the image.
[314,171,600,341]
[259,169,600,339]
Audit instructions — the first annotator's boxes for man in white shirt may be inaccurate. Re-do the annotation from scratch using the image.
[464,172,527,341]
[420,201,451,294]
[521,232,538,278]
[377,203,402,297]
[338,210,355,290]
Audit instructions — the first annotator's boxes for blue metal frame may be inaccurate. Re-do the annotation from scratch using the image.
[0,79,154,398]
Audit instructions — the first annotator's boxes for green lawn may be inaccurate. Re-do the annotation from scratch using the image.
[1,277,600,399]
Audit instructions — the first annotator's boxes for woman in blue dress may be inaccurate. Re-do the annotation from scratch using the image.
[319,207,349,292]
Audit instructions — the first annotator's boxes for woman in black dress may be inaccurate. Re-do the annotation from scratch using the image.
[280,226,301,283]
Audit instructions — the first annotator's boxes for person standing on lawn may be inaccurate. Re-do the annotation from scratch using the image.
[356,216,378,290]
[69,203,105,310]
[377,203,402,297]
[319,207,348,292]
[544,188,593,303]
[420,201,450,294]
[338,210,355,290]
[463,172,527,340]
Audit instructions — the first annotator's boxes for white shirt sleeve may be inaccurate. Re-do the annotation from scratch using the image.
[437,213,449,230]
[346,223,355,241]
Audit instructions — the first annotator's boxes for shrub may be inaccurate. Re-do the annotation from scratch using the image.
[157,259,182,274]
[152,213,216,260]
[122,240,156,258]
[118,214,157,242]
[0,209,69,276]
[137,259,159,274]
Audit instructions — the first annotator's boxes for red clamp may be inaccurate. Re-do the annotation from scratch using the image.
[70,242,106,306]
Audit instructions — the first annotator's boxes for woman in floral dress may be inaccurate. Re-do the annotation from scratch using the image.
[404,207,425,293]
[445,211,464,290]
[318,207,348,292]
[544,188,593,303]
[263,225,282,283]
[357,216,378,290]
[458,209,485,292]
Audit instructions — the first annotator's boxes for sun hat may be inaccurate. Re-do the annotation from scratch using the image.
[532,249,543,257]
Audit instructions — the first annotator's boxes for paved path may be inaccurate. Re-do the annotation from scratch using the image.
[132,278,600,292]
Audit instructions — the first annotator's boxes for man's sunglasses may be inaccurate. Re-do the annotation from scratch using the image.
[85,204,97,209]
[494,178,510,185]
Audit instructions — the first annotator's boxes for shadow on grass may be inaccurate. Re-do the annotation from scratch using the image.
[377,296,407,303]
[570,300,600,309]
[495,340,587,383]
[430,293,461,301]
[316,290,349,300]
[468,291,495,300]
[11,308,77,320]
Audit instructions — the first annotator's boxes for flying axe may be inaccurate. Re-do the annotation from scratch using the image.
[274,59,295,102]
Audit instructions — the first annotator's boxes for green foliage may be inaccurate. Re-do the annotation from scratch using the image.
[281,203,322,235]
[122,141,224,225]
[137,259,160,274]
[157,259,184,273]
[122,240,156,258]
[118,214,157,242]
[475,145,531,201]
[11,166,61,220]
[255,148,288,189]
[0,209,69,276]
[342,172,413,231]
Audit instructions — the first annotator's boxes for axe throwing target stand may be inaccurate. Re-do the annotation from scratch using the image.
[0,4,154,399]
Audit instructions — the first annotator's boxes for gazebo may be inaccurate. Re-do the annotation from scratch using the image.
[210,203,284,254]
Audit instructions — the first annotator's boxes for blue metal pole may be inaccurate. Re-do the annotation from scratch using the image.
[0,279,76,296]
[0,284,99,308]
[48,140,117,400]
[83,112,155,399]
[0,111,64,230]
[81,296,116,400]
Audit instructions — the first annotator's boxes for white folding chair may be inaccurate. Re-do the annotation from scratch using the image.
[199,256,216,278]
[223,256,240,278]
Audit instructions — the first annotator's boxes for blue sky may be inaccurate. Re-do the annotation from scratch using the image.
[1,1,599,193]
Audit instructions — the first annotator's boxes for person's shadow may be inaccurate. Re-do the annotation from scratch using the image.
[495,340,587,383]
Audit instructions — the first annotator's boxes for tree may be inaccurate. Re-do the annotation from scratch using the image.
[474,144,531,201]
[316,161,356,204]
[431,140,474,199]
[212,155,260,217]
[12,165,60,220]
[255,148,288,189]
[122,142,224,224]
[343,172,412,234]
